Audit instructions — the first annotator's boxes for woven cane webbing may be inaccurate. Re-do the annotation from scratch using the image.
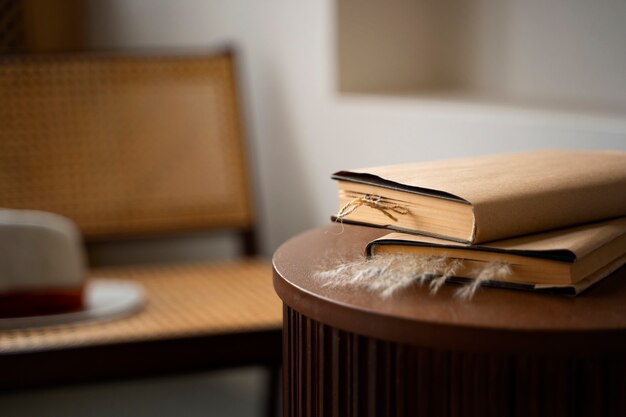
[0,260,281,353]
[0,51,253,239]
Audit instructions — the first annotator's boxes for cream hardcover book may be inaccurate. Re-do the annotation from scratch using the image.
[333,150,626,244]
[366,217,626,294]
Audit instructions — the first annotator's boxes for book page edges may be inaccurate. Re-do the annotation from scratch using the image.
[369,217,626,259]
[444,254,624,295]
[366,218,626,292]
[534,253,626,295]
[366,237,576,262]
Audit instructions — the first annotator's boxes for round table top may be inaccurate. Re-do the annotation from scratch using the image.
[272,224,626,355]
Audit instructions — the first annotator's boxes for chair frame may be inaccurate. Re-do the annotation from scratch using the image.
[0,46,281,416]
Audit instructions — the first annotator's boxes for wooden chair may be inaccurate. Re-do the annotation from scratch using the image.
[0,49,282,415]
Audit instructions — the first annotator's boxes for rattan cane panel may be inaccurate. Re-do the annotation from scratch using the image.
[0,52,252,239]
[0,259,282,353]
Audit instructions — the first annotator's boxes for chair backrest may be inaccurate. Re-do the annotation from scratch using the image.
[0,49,255,247]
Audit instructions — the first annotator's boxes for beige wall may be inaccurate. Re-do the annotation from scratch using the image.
[2,2,625,417]
[84,0,626,256]
[338,0,626,111]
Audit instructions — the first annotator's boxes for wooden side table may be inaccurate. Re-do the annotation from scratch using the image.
[272,224,626,417]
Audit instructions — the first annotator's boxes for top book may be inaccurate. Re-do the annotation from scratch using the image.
[332,150,626,244]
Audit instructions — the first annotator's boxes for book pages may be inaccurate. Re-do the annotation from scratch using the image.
[343,150,626,243]
[371,217,626,260]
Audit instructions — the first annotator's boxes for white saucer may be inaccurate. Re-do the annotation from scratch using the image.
[0,279,146,331]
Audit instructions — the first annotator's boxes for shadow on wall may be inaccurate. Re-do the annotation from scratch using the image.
[254,58,318,255]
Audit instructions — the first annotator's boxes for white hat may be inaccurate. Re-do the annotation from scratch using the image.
[0,209,86,293]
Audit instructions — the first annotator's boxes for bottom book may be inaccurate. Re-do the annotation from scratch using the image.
[366,217,626,295]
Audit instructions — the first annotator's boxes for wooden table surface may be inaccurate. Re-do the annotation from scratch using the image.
[273,224,626,417]
[273,224,626,355]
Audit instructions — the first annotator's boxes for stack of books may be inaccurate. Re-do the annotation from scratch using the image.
[330,150,626,295]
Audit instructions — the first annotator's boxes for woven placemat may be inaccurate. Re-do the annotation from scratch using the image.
[0,259,282,353]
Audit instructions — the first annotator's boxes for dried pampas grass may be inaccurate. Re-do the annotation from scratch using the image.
[453,261,511,300]
[315,254,511,300]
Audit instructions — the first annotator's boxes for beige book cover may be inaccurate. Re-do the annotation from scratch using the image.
[368,217,626,294]
[334,150,626,243]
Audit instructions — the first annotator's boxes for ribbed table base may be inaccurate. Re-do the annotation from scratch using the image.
[283,305,625,417]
